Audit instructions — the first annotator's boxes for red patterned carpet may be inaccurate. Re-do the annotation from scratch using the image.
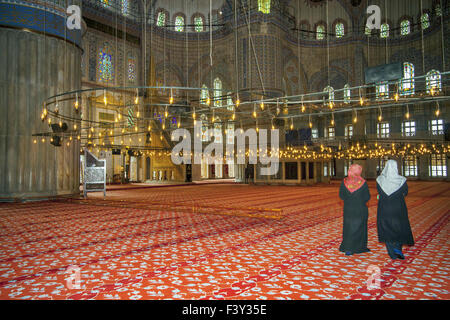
[0,181,448,300]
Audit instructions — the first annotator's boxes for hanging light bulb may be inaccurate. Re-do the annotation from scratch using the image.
[103,90,107,105]
[235,95,240,107]
[260,101,264,110]
[164,106,168,118]
[192,106,196,119]
[331,113,335,126]
[405,106,410,119]
[135,125,138,132]
[276,99,280,115]
[290,118,294,130]
[353,109,358,123]
[136,110,140,118]
[135,88,139,104]
[74,93,79,110]
[309,114,312,128]
[435,102,440,117]
[378,108,383,122]
[177,118,181,128]
[252,107,257,118]
[231,112,235,121]
[162,122,165,130]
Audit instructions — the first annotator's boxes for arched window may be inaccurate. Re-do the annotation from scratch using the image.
[201,84,209,105]
[194,16,204,32]
[344,84,351,103]
[98,45,114,82]
[380,23,389,38]
[324,86,334,101]
[175,15,184,32]
[127,54,136,82]
[421,13,430,29]
[400,62,415,95]
[400,20,410,36]
[121,0,129,16]
[376,81,389,99]
[436,4,442,17]
[101,0,109,8]
[156,11,166,27]
[426,70,442,93]
[335,22,344,38]
[226,93,234,111]
[258,0,271,14]
[213,78,222,107]
[316,25,325,40]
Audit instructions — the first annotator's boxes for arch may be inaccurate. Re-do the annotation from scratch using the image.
[314,21,327,40]
[400,18,411,36]
[173,13,186,32]
[400,62,415,96]
[426,70,441,93]
[332,19,347,38]
[155,8,169,27]
[191,13,206,32]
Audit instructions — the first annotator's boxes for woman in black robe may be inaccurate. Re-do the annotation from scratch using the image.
[376,160,414,260]
[339,164,371,256]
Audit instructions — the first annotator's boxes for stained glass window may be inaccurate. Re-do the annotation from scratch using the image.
[101,0,109,8]
[226,93,234,111]
[436,4,442,17]
[194,16,203,32]
[201,84,209,105]
[380,23,389,38]
[344,84,351,103]
[377,122,390,138]
[401,20,410,35]
[175,16,184,32]
[122,0,129,16]
[335,22,344,38]
[258,0,271,14]
[376,81,389,99]
[98,47,113,82]
[400,62,415,95]
[345,124,353,138]
[421,13,430,29]
[157,11,166,26]
[213,78,222,107]
[324,86,334,101]
[128,57,136,82]
[316,25,325,40]
[426,70,442,93]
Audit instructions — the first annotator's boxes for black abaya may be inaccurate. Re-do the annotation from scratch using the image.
[376,182,414,246]
[339,181,371,254]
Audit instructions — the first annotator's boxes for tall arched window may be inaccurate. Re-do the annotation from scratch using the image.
[400,20,410,35]
[376,81,389,99]
[324,86,334,101]
[121,0,129,16]
[421,13,430,29]
[226,93,234,111]
[343,84,351,103]
[175,15,184,32]
[156,11,166,27]
[194,16,204,32]
[426,70,442,93]
[380,23,389,38]
[127,54,136,82]
[335,22,344,38]
[213,78,222,107]
[98,45,114,82]
[400,62,415,96]
[201,84,209,105]
[316,25,325,40]
[258,0,271,14]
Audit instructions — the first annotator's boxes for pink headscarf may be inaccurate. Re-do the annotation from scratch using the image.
[344,164,366,193]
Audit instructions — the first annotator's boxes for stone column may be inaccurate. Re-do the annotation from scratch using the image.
[0,1,82,199]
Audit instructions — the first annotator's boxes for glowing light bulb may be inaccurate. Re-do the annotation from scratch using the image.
[232,113,235,120]
[309,122,313,128]
[394,93,399,101]
[301,105,305,112]
[435,109,440,116]
[169,96,174,104]
[235,99,240,107]
[260,102,264,110]
[359,97,364,106]
[353,116,358,123]
[252,110,257,118]
[206,97,210,105]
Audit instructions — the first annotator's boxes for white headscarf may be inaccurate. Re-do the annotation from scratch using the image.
[376,160,407,196]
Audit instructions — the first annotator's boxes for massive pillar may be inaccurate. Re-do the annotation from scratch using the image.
[0,1,83,199]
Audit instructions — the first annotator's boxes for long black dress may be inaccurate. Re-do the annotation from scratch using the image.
[376,182,414,246]
[339,181,371,254]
